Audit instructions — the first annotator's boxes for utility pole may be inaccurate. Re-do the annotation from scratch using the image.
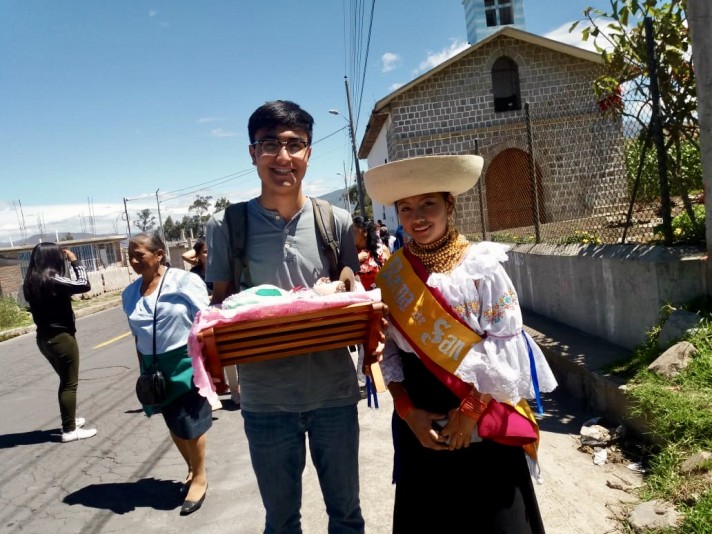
[123,197,132,237]
[344,76,367,219]
[155,189,167,255]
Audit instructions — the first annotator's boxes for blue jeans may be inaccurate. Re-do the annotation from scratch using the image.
[242,405,364,534]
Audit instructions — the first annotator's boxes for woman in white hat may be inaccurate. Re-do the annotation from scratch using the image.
[366,155,557,533]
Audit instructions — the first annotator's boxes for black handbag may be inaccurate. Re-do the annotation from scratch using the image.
[135,268,168,406]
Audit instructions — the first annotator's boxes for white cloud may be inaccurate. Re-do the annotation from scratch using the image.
[389,82,404,92]
[197,116,225,124]
[381,52,401,73]
[210,128,237,138]
[149,10,158,17]
[413,39,469,76]
[545,17,617,53]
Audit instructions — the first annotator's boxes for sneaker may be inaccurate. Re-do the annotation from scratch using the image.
[61,427,97,443]
[75,418,86,429]
[230,389,241,407]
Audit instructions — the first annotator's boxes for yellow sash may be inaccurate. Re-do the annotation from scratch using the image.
[375,249,483,375]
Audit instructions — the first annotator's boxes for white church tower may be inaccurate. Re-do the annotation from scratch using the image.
[462,0,526,44]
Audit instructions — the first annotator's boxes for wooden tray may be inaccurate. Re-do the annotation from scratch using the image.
[198,301,387,393]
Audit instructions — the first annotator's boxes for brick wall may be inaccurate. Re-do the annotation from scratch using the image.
[380,36,627,237]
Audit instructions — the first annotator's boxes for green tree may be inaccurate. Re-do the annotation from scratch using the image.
[61,233,74,241]
[573,0,699,223]
[163,215,182,241]
[188,195,213,219]
[347,183,373,219]
[180,214,202,239]
[214,196,231,213]
[188,195,213,236]
[133,208,156,232]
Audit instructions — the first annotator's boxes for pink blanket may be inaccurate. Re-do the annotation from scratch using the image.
[188,289,381,400]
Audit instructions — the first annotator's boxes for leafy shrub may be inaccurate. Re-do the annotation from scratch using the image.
[654,204,705,246]
[557,230,603,245]
[489,232,536,244]
[0,297,32,330]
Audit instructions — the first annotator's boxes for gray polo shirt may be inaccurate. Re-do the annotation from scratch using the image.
[206,197,361,412]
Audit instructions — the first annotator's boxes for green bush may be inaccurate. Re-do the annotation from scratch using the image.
[0,297,32,330]
[653,204,705,246]
[489,232,536,244]
[557,230,603,245]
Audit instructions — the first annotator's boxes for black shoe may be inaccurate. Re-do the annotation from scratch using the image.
[178,481,190,496]
[180,485,207,516]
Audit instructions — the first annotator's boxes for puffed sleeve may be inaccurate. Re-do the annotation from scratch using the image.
[380,336,405,385]
[455,264,557,404]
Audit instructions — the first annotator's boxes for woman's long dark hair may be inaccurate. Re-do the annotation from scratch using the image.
[193,237,206,267]
[353,217,384,267]
[22,242,67,302]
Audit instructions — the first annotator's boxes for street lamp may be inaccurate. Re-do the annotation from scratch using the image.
[329,77,367,218]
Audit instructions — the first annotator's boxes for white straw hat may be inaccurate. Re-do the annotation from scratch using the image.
[364,155,484,205]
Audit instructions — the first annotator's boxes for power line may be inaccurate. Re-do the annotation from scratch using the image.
[154,126,350,204]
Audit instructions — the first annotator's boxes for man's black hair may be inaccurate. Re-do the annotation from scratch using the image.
[248,100,314,144]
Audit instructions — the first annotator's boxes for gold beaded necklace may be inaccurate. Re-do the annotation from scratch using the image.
[407,226,470,274]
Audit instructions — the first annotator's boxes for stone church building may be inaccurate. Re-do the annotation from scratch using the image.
[358,2,626,239]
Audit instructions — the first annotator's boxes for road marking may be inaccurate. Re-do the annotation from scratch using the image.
[94,332,132,349]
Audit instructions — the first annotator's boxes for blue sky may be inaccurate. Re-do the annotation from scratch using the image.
[0,0,613,239]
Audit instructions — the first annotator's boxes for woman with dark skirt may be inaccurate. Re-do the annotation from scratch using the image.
[122,233,212,516]
[365,155,559,533]
[23,243,98,443]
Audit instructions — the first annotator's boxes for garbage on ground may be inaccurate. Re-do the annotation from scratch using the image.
[579,417,625,466]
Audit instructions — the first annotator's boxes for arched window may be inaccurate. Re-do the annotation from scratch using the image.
[491,56,521,112]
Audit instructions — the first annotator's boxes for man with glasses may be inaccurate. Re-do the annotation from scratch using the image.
[206,100,365,533]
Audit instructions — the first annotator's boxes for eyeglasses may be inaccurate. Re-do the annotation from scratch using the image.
[252,138,310,156]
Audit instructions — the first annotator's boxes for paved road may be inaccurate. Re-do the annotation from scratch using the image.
[0,306,640,533]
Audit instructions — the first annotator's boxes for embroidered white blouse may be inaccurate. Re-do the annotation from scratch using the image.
[381,241,557,405]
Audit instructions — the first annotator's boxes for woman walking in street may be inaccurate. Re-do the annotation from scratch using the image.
[23,243,98,443]
[365,155,558,533]
[122,233,212,516]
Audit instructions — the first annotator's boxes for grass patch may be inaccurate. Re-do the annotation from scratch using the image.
[621,301,712,528]
[0,297,32,331]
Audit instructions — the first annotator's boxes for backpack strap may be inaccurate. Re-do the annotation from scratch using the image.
[224,201,249,295]
[311,198,340,280]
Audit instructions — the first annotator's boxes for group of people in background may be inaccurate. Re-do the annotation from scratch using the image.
[23,99,556,533]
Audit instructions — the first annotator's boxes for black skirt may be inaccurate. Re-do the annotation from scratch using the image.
[160,387,212,440]
[392,352,545,534]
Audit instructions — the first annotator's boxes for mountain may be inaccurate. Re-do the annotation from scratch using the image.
[0,232,116,248]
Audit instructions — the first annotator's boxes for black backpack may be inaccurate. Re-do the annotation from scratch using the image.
[223,198,341,294]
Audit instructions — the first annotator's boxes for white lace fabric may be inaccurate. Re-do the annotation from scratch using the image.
[380,241,557,405]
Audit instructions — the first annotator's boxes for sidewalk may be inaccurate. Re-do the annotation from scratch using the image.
[523,309,645,436]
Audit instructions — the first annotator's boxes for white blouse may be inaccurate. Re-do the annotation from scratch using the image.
[381,241,557,405]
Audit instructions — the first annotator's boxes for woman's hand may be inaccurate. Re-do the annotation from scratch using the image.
[439,408,478,451]
[404,408,448,450]
[358,250,369,263]
[62,248,77,262]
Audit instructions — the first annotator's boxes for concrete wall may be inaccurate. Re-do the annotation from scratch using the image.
[505,244,708,349]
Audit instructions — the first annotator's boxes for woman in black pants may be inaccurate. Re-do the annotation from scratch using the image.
[23,243,98,443]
